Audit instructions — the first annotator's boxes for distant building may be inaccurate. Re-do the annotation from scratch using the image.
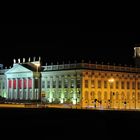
[1,48,140,109]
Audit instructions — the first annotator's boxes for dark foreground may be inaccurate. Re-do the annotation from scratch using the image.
[0,108,139,138]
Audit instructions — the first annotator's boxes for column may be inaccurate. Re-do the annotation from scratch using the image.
[22,78,24,100]
[61,76,64,103]
[38,77,41,100]
[26,78,29,100]
[50,76,53,101]
[16,78,18,100]
[6,79,9,99]
[11,79,14,99]
[73,74,77,104]
[45,77,47,90]
[32,77,34,100]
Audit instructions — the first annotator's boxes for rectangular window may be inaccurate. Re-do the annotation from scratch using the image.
[47,81,50,88]
[121,81,124,89]
[71,79,74,88]
[91,80,95,88]
[98,80,101,88]
[138,82,140,89]
[64,79,68,88]
[132,81,135,89]
[104,81,107,88]
[138,92,140,100]
[116,81,119,89]
[52,80,56,88]
[85,80,88,88]
[127,81,130,89]
[76,79,81,88]
[58,80,61,88]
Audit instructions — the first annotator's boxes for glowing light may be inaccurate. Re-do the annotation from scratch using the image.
[108,78,114,83]
[60,98,64,103]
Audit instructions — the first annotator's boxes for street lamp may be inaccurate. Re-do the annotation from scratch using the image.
[108,78,114,109]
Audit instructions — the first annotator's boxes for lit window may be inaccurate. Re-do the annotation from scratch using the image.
[58,80,61,88]
[98,80,101,88]
[127,81,130,89]
[104,81,107,88]
[52,80,56,88]
[91,80,95,88]
[85,80,88,88]
[138,82,140,89]
[71,79,74,88]
[64,79,68,88]
[47,81,50,88]
[138,92,140,100]
[76,79,81,88]
[116,81,119,89]
[121,81,124,89]
[132,81,135,89]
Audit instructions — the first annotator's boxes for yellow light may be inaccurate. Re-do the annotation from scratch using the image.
[108,78,114,83]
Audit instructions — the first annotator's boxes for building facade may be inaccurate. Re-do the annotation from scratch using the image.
[1,48,140,110]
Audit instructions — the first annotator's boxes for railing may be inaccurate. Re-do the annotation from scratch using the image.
[43,63,140,73]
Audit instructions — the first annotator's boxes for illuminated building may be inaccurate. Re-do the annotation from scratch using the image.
[1,47,140,109]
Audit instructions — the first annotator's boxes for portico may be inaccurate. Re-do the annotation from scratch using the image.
[5,63,41,101]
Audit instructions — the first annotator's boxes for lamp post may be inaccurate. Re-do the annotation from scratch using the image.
[108,78,114,109]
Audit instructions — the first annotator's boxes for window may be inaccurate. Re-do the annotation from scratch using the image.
[121,81,124,89]
[90,92,94,98]
[47,81,50,88]
[91,80,95,88]
[76,79,81,88]
[52,80,56,88]
[64,79,68,88]
[98,80,101,88]
[85,80,88,88]
[104,81,107,88]
[71,79,74,88]
[58,80,61,88]
[138,82,140,89]
[116,81,119,89]
[138,92,140,100]
[127,81,130,89]
[132,81,135,89]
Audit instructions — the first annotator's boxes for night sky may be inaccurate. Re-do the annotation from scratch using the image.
[1,24,140,68]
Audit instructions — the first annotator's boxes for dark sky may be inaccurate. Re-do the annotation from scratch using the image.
[1,24,140,67]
